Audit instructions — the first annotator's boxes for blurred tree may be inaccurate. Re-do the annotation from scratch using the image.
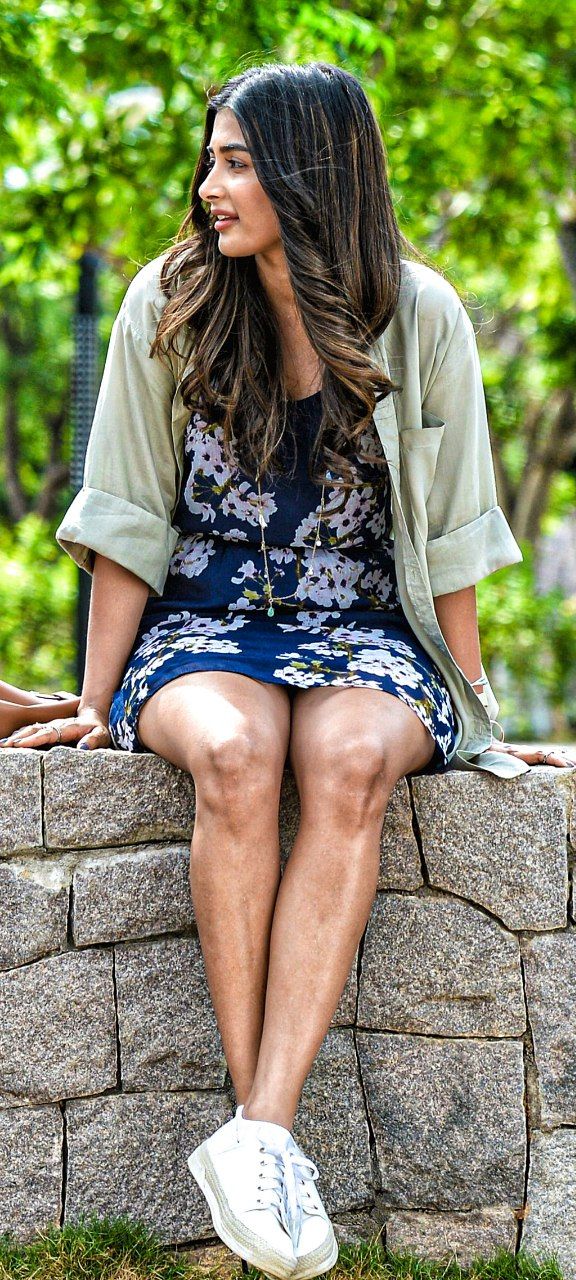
[0,0,575,537]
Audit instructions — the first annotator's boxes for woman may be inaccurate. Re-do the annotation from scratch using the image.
[2,60,574,1279]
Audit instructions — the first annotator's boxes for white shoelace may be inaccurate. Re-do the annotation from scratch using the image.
[256,1135,320,1249]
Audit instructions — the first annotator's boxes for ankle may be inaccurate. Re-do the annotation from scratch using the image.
[242,1098,295,1129]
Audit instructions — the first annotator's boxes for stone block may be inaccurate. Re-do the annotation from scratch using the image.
[279,769,300,863]
[0,750,43,855]
[65,1091,232,1244]
[280,771,421,890]
[0,950,116,1106]
[43,747,195,848]
[357,1032,525,1210]
[570,771,576,849]
[115,936,227,1090]
[0,1105,62,1243]
[358,892,525,1037]
[0,858,70,968]
[522,1129,576,1279]
[384,1205,517,1264]
[412,770,569,931]
[378,780,423,890]
[522,928,576,1127]
[332,1211,383,1246]
[293,1029,373,1215]
[332,951,358,1025]
[72,844,194,944]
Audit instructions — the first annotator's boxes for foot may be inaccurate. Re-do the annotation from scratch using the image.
[187,1106,297,1279]
[287,1134,338,1280]
[239,1107,338,1279]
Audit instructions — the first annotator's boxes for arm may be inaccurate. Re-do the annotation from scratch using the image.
[55,256,182,597]
[433,576,576,769]
[421,298,523,597]
[0,553,150,751]
[432,584,484,694]
[78,553,150,718]
[414,287,522,727]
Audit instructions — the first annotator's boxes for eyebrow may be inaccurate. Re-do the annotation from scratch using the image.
[206,142,251,155]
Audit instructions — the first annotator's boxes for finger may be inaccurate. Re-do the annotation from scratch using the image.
[0,724,57,747]
[0,720,93,749]
[546,751,576,768]
[77,725,111,751]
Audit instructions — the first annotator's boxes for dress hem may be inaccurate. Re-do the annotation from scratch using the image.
[110,655,452,775]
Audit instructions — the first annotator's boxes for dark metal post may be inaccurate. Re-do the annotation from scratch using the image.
[71,250,101,690]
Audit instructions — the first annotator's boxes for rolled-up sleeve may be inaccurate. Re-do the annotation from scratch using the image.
[422,306,523,595]
[55,262,181,597]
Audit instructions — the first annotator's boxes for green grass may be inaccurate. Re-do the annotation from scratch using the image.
[0,1216,565,1280]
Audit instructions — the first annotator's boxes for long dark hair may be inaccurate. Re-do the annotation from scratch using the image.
[151,60,427,491]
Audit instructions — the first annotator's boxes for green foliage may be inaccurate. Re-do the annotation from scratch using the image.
[0,514,76,689]
[0,1212,566,1280]
[477,544,576,733]
[1,0,576,728]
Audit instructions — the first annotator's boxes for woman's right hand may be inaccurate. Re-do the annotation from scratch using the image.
[0,705,112,751]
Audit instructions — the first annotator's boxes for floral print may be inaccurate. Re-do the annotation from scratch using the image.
[109,392,457,772]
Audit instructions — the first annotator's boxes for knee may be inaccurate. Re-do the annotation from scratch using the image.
[190,729,282,814]
[304,735,397,820]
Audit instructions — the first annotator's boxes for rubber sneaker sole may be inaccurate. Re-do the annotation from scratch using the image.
[291,1228,339,1280]
[187,1143,296,1280]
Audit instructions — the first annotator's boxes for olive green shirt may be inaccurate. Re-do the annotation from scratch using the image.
[56,253,528,777]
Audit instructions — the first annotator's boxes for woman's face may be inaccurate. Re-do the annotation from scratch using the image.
[198,108,282,260]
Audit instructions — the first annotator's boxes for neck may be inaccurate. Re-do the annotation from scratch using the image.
[255,247,300,326]
[254,247,323,396]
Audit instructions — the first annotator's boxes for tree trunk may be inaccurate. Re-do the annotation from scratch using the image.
[512,388,576,542]
[34,407,70,519]
[2,376,27,523]
[557,217,576,303]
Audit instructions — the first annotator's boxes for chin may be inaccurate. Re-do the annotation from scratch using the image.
[217,245,251,257]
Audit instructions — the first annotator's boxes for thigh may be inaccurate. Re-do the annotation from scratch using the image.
[289,684,436,800]
[137,671,292,781]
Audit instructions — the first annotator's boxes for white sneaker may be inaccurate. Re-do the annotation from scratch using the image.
[288,1136,338,1280]
[237,1106,338,1280]
[187,1105,297,1279]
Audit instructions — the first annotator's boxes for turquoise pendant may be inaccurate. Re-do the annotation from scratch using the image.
[267,605,275,617]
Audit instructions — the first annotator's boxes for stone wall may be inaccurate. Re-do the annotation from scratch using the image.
[1,747,575,1273]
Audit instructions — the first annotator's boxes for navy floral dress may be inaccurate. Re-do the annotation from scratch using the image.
[109,391,457,773]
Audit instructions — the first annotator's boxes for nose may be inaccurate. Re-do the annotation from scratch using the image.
[198,166,223,203]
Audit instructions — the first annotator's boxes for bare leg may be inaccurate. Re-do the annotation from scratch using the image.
[137,671,292,1101]
[242,687,436,1129]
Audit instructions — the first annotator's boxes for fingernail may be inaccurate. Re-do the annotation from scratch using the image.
[78,743,90,750]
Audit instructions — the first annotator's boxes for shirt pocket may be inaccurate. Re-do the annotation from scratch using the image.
[398,410,446,540]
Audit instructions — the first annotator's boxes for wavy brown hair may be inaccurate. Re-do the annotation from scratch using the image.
[151,60,432,493]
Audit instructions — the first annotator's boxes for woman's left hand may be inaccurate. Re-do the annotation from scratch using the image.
[483,740,576,769]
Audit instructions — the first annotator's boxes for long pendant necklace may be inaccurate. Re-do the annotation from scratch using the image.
[255,472,327,617]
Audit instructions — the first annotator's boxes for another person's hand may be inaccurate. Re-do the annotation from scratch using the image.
[484,740,576,769]
[0,705,112,751]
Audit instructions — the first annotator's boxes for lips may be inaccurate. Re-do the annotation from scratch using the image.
[212,216,236,231]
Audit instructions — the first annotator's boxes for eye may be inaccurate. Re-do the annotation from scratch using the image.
[204,158,246,171]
